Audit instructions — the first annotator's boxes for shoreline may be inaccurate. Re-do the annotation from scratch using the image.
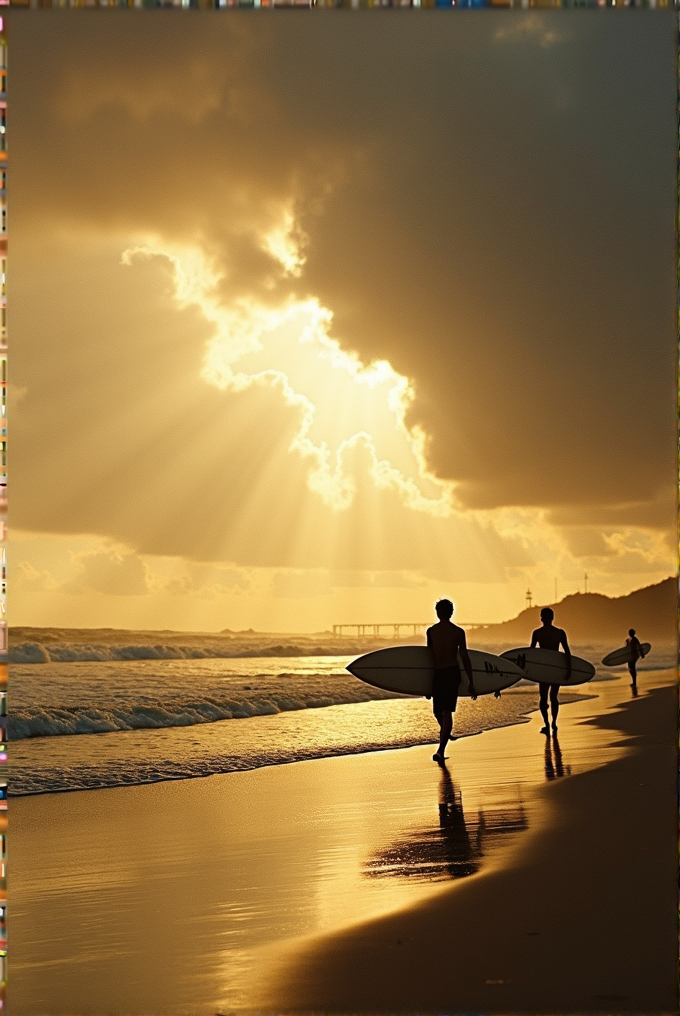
[10,684,598,797]
[10,670,675,1015]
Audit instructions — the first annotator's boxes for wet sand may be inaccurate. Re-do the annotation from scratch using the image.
[262,671,677,1015]
[10,671,675,1015]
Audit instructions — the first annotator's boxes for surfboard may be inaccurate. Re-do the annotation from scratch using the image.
[499,647,595,686]
[346,646,524,697]
[601,642,651,667]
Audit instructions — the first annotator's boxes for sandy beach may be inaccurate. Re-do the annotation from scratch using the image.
[10,669,676,1015]
[264,670,678,1015]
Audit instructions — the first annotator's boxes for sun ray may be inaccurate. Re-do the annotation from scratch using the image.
[121,240,456,518]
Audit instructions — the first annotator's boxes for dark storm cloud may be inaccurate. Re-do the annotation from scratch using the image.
[11,12,676,538]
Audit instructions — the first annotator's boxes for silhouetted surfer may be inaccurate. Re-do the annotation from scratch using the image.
[530,606,571,736]
[626,628,642,691]
[427,599,476,763]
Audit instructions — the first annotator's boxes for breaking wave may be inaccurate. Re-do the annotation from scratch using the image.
[11,690,573,796]
[9,641,356,664]
[9,683,399,741]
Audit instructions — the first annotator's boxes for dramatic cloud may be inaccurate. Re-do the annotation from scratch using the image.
[14,15,674,520]
[10,13,675,628]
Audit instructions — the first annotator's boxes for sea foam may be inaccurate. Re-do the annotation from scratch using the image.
[9,662,399,741]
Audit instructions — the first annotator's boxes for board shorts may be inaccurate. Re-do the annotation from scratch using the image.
[432,665,462,714]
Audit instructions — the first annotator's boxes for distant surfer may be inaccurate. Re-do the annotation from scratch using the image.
[530,607,571,735]
[427,599,476,763]
[626,628,643,690]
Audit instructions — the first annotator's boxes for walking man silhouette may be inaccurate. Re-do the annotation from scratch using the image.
[530,606,571,735]
[427,599,476,763]
[626,628,643,691]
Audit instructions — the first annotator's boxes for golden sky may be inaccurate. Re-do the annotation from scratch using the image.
[10,12,676,631]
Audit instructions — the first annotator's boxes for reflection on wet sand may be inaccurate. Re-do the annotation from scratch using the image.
[363,764,527,883]
[544,734,571,780]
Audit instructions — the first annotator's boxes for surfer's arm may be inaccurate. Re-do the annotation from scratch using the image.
[560,631,572,675]
[459,636,476,699]
[530,630,539,649]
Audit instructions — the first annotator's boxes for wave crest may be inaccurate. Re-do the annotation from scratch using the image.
[10,642,352,664]
[9,685,397,741]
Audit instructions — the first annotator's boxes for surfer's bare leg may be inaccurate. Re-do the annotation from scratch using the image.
[432,704,443,758]
[549,684,559,731]
[539,682,550,733]
[434,709,452,760]
[628,660,637,685]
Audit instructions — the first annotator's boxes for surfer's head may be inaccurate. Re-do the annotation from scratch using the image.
[540,607,554,623]
[629,628,636,636]
[435,599,454,619]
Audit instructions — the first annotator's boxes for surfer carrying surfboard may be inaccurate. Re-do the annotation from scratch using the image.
[530,607,571,735]
[626,628,642,690]
[427,599,476,763]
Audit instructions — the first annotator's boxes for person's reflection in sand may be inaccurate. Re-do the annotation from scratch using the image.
[364,763,527,883]
[436,764,479,877]
[544,733,571,780]
[437,757,458,818]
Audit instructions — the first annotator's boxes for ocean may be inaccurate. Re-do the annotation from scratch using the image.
[10,632,669,797]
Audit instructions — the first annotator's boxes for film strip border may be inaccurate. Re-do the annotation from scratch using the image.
[7,0,678,8]
[0,14,5,1011]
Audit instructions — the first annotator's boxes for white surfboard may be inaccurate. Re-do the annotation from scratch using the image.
[601,642,651,667]
[346,646,524,697]
[500,647,595,686]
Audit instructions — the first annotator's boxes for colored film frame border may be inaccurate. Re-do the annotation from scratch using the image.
[0,16,6,1014]
[7,0,679,9]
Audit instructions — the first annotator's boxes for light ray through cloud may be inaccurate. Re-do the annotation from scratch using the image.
[121,240,455,517]
[11,15,674,634]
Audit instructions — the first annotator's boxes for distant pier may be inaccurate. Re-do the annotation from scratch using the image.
[332,622,487,637]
